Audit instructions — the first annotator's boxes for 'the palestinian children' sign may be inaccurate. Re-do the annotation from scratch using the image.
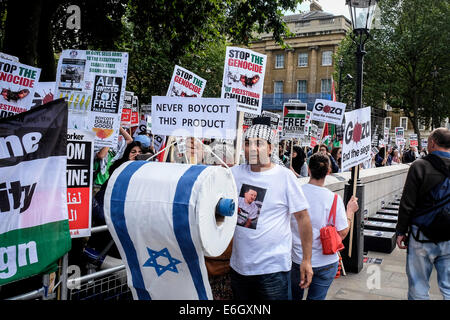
[151,96,237,139]
[311,99,346,125]
[0,58,41,119]
[221,47,266,115]
[0,99,71,285]
[342,107,372,172]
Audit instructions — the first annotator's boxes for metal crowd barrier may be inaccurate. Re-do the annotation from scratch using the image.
[4,225,129,301]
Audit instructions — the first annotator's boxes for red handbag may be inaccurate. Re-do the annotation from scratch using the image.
[320,194,345,255]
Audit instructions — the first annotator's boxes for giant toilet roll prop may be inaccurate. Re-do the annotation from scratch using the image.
[104,161,237,300]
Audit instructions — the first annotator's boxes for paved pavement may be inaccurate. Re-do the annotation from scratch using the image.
[324,246,444,300]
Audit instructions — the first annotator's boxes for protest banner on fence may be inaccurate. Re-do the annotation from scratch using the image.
[151,96,237,139]
[311,99,346,125]
[30,82,55,109]
[0,58,41,119]
[167,65,206,98]
[55,49,128,149]
[67,129,94,238]
[342,107,372,172]
[0,99,71,285]
[282,101,307,138]
[221,47,266,115]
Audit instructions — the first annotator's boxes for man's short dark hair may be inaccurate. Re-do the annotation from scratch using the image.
[309,153,331,180]
[429,128,450,149]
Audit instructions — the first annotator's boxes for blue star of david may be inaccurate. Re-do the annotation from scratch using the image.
[143,247,182,277]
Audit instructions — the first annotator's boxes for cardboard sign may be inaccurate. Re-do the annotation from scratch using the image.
[30,82,55,109]
[151,96,237,139]
[67,129,94,238]
[311,99,346,125]
[221,47,266,115]
[342,107,372,172]
[409,134,418,147]
[0,58,41,118]
[282,101,307,138]
[167,65,206,98]
[55,49,128,149]
[395,127,404,139]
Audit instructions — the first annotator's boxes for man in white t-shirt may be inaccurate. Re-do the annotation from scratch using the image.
[230,117,313,300]
[291,153,359,300]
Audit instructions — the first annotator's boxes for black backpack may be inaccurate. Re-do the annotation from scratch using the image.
[411,154,450,243]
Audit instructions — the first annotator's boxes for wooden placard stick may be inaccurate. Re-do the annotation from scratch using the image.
[348,165,359,257]
[234,111,244,165]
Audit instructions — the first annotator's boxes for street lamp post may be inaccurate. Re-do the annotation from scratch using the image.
[342,0,379,273]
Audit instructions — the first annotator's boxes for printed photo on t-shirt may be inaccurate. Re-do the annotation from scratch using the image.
[237,184,267,229]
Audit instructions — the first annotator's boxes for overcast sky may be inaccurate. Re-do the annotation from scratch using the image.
[285,0,351,19]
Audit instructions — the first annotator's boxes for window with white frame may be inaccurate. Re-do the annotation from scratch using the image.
[418,120,426,131]
[322,51,333,66]
[384,117,392,129]
[274,81,283,103]
[400,117,408,130]
[297,80,307,99]
[275,54,284,69]
[298,53,308,67]
[321,79,331,96]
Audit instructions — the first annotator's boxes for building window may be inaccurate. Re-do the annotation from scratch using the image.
[320,18,335,25]
[400,117,408,130]
[297,80,307,100]
[274,81,283,104]
[384,117,391,129]
[418,121,426,131]
[298,53,308,67]
[295,21,310,28]
[322,51,333,66]
[321,79,331,98]
[275,54,284,69]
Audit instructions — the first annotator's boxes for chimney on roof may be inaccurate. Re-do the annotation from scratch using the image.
[310,0,323,12]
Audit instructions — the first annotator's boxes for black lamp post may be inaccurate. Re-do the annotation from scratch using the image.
[341,0,379,273]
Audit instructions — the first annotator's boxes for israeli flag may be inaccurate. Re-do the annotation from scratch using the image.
[104,161,236,300]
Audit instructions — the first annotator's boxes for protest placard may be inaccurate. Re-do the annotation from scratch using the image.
[131,95,139,127]
[167,65,206,98]
[151,96,237,139]
[221,47,266,115]
[30,82,55,109]
[409,134,418,147]
[0,58,41,119]
[395,127,404,139]
[67,129,94,238]
[282,101,307,138]
[55,49,128,149]
[311,99,346,125]
[342,107,372,172]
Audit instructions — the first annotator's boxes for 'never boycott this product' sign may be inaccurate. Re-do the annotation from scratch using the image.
[221,47,266,115]
[167,65,206,98]
[55,50,128,149]
[0,58,41,119]
[311,99,346,125]
[342,107,372,172]
[151,96,237,139]
[67,129,94,238]
[0,99,71,285]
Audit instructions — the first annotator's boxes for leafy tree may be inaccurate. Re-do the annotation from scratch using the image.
[335,0,450,147]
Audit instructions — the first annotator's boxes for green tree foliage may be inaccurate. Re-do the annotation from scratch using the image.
[335,0,450,144]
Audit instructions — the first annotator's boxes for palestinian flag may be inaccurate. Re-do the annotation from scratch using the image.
[0,99,71,285]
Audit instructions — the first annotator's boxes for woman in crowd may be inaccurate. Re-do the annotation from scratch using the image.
[291,153,359,300]
[331,147,342,172]
[375,147,389,167]
[389,148,402,165]
[319,144,340,173]
[290,145,309,178]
